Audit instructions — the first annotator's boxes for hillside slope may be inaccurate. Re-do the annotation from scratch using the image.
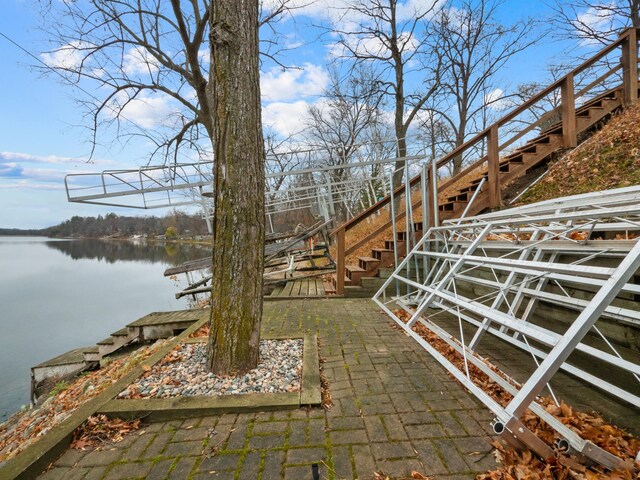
[519,101,640,204]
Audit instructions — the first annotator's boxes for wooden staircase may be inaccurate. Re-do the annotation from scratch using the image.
[436,88,623,220]
[332,88,626,294]
[330,27,640,296]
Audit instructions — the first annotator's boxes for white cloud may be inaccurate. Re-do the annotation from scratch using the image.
[0,181,64,191]
[396,0,443,22]
[261,64,329,102]
[1,151,84,165]
[262,100,312,137]
[122,46,160,76]
[329,31,418,59]
[109,91,176,129]
[0,152,81,164]
[17,167,71,183]
[268,0,441,27]
[283,33,304,50]
[198,47,211,65]
[484,88,509,110]
[0,151,121,169]
[41,41,87,70]
[574,3,616,45]
[0,163,96,187]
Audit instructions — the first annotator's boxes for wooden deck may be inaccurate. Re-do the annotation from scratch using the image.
[268,277,332,298]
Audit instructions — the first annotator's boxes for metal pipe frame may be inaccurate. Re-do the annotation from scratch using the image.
[372,186,640,470]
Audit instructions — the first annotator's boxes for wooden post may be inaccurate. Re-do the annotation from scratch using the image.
[426,169,437,228]
[561,73,577,148]
[336,227,345,295]
[487,126,501,209]
[622,27,638,106]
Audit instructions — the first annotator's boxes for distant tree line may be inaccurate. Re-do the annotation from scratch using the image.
[0,211,209,238]
[45,238,208,265]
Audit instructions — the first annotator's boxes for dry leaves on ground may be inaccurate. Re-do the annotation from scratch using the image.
[70,414,141,450]
[478,440,639,480]
[390,310,640,479]
[317,338,333,411]
[0,340,167,463]
[372,471,434,480]
[189,323,210,338]
[521,103,640,204]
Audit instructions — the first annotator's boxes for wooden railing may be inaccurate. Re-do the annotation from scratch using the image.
[331,27,639,294]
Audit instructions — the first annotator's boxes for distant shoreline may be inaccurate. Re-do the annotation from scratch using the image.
[0,233,213,246]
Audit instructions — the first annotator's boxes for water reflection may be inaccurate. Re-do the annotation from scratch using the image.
[0,237,209,417]
[45,239,209,266]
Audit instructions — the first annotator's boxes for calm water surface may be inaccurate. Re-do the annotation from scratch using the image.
[0,237,208,418]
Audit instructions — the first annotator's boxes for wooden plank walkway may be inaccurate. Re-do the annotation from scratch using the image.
[269,278,329,297]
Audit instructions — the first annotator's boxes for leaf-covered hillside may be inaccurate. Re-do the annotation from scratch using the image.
[519,101,640,204]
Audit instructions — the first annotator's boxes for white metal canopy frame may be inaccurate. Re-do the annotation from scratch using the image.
[63,137,427,233]
[373,185,640,471]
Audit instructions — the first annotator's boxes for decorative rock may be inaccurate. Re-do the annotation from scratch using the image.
[119,339,303,399]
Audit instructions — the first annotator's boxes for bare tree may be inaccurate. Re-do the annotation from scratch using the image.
[207,0,265,374]
[39,0,293,163]
[40,0,273,374]
[509,64,573,134]
[429,0,541,174]
[550,0,640,45]
[420,110,453,166]
[330,0,442,186]
[305,65,386,220]
[264,129,301,194]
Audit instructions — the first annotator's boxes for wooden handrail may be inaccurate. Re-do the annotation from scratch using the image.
[329,156,425,236]
[433,29,637,172]
[345,197,423,257]
[332,28,638,240]
[331,27,639,295]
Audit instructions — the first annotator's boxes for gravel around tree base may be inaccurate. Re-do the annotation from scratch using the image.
[118,339,303,399]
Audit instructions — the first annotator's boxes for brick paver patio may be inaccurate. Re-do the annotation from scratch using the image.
[38,299,503,480]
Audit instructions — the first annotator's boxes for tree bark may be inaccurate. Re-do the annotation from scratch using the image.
[207,0,265,374]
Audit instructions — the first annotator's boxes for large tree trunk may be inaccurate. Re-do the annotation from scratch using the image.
[207,0,265,375]
[452,126,466,176]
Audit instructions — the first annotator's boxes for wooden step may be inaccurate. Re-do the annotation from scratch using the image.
[397,229,422,241]
[520,144,538,154]
[82,346,100,363]
[358,256,380,271]
[322,278,336,294]
[470,177,485,185]
[111,327,129,337]
[504,153,524,164]
[371,248,395,268]
[346,265,366,283]
[458,183,481,194]
[447,192,469,203]
[439,200,467,212]
[577,105,603,117]
[544,125,563,136]
[270,284,284,296]
[384,239,404,251]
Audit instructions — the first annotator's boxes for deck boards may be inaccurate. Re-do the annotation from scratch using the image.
[128,309,206,327]
[272,278,328,297]
[33,348,88,369]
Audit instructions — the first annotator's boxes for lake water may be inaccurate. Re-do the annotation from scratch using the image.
[0,237,209,418]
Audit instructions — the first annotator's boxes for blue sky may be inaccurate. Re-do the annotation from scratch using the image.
[0,0,593,228]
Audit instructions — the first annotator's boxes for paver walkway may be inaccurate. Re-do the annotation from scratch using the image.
[38,299,499,480]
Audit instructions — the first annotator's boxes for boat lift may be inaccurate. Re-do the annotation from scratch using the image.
[374,186,640,470]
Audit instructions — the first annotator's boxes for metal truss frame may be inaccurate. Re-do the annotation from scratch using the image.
[64,147,426,233]
[373,186,640,470]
